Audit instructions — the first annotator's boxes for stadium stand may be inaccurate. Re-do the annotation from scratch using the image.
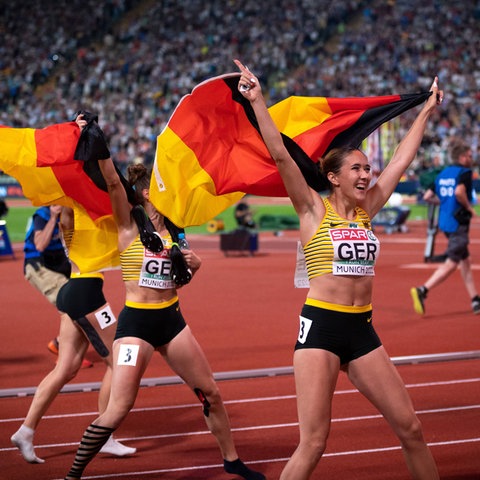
[1,0,479,177]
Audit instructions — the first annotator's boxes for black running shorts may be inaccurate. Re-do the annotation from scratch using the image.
[115,301,186,348]
[57,277,106,319]
[295,302,382,365]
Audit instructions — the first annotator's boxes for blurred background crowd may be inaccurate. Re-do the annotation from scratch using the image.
[1,0,479,180]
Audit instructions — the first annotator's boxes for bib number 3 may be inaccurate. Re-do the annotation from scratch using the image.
[297,315,312,344]
[94,304,116,330]
[117,344,140,367]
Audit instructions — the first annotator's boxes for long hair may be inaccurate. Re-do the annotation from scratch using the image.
[127,164,192,286]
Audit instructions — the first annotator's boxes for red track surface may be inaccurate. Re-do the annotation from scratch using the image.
[1,220,479,479]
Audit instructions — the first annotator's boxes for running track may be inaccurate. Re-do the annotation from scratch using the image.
[1,220,479,479]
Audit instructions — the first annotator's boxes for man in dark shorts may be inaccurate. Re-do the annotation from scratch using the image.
[411,139,480,315]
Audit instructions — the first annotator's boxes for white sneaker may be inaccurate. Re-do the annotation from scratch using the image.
[99,435,136,457]
[11,426,45,464]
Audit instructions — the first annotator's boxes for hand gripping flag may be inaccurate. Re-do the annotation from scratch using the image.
[150,73,430,227]
[0,123,119,273]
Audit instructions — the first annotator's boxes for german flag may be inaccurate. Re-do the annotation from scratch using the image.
[0,123,119,273]
[68,206,119,274]
[150,73,429,227]
[0,123,112,219]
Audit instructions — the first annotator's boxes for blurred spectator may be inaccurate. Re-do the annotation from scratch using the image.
[0,198,8,218]
[411,138,480,315]
[234,197,256,229]
[0,0,478,178]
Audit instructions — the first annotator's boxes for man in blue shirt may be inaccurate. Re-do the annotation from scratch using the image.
[411,139,480,314]
[24,205,71,302]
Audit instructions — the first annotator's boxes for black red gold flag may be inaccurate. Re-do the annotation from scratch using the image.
[150,73,429,227]
[0,123,119,273]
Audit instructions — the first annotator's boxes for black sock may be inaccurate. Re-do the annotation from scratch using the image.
[420,286,428,296]
[65,424,114,479]
[223,458,265,480]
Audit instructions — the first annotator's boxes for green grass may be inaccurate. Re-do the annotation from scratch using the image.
[4,206,36,242]
[185,203,299,235]
[2,203,299,242]
[5,200,477,243]
[185,202,436,234]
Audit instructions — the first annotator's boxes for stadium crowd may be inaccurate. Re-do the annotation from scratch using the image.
[1,0,479,175]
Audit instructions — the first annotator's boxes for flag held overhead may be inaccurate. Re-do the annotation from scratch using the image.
[150,73,429,228]
[0,122,119,273]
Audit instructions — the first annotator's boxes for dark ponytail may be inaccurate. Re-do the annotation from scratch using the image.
[131,205,164,253]
[127,163,192,287]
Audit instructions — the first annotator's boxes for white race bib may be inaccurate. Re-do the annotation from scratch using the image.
[297,315,313,344]
[117,344,140,367]
[294,241,310,288]
[139,248,175,289]
[329,228,379,276]
[94,304,117,330]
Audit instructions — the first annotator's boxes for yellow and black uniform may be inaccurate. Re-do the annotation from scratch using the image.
[57,273,107,320]
[115,235,186,347]
[303,197,378,279]
[57,227,108,320]
[295,198,382,364]
[56,229,113,357]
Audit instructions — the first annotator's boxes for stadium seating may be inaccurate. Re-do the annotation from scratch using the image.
[1,0,478,181]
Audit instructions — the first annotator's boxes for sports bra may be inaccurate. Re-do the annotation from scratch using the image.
[120,234,174,289]
[303,197,380,279]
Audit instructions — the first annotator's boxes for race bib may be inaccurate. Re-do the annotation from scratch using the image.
[294,241,310,288]
[94,304,116,330]
[139,248,174,289]
[297,315,313,344]
[329,228,379,276]
[117,344,140,367]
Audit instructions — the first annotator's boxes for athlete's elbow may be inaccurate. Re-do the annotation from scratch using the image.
[105,178,122,190]
[271,149,291,167]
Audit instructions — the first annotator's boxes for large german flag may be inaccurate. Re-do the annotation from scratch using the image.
[0,123,119,273]
[150,73,429,227]
[0,123,112,219]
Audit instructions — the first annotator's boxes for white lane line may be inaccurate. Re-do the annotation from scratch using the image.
[48,437,480,479]
[2,403,479,453]
[2,377,479,424]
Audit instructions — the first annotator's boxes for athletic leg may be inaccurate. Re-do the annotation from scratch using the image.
[161,326,265,480]
[11,313,88,463]
[64,337,153,479]
[279,348,340,480]
[459,257,478,298]
[347,346,439,479]
[90,309,137,457]
[423,257,458,291]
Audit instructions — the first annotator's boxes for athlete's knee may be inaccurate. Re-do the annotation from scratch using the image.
[57,362,82,383]
[303,426,329,454]
[193,384,221,417]
[96,404,130,431]
[395,415,425,446]
[295,437,327,467]
[109,392,138,423]
[47,367,78,389]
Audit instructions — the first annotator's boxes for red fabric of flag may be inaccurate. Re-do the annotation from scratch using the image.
[150,73,430,227]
